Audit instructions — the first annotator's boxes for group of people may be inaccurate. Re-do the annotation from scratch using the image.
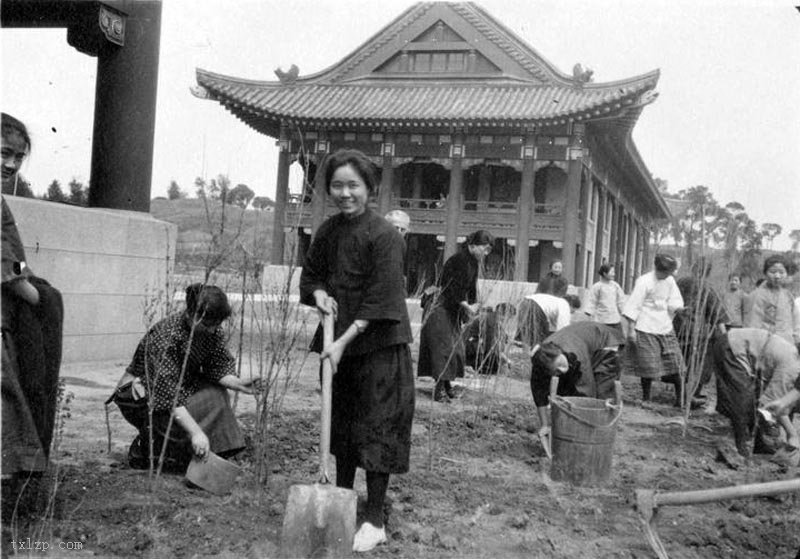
[5,132,799,554]
[521,251,800,461]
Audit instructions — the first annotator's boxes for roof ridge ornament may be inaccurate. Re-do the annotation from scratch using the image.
[572,63,594,86]
[275,64,300,85]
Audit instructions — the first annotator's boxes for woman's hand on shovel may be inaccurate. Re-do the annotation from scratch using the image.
[320,339,345,374]
[191,431,210,461]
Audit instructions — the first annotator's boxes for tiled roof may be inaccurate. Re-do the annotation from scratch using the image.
[196,70,659,129]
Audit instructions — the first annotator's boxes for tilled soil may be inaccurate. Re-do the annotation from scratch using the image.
[2,354,798,558]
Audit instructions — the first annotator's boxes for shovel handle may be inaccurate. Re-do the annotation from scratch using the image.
[654,478,800,508]
[319,312,335,484]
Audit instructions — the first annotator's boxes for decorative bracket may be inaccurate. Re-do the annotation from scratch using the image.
[99,5,125,46]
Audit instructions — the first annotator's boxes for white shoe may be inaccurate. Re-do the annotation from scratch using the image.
[353,521,387,552]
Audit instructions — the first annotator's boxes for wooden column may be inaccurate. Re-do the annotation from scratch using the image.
[617,206,627,285]
[378,135,394,215]
[514,136,536,281]
[412,164,423,201]
[270,126,291,264]
[575,169,593,288]
[593,187,607,277]
[642,225,652,273]
[478,164,491,210]
[633,221,643,281]
[561,157,582,285]
[444,134,464,260]
[87,1,162,211]
[310,135,329,238]
[608,197,619,267]
[626,214,637,291]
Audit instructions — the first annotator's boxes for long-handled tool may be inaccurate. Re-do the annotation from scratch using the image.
[282,313,357,558]
[635,478,800,559]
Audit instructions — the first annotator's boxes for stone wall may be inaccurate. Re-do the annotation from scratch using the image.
[5,197,177,363]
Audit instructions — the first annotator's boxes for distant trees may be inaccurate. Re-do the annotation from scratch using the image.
[252,196,274,210]
[761,223,782,250]
[44,179,68,202]
[228,184,255,208]
[652,183,786,283]
[194,174,230,203]
[68,178,87,206]
[167,180,185,200]
[670,185,720,266]
[194,175,259,208]
[790,230,800,252]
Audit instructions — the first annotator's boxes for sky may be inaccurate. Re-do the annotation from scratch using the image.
[2,0,799,248]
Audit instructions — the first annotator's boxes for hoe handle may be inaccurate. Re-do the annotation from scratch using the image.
[655,478,800,508]
[319,312,335,484]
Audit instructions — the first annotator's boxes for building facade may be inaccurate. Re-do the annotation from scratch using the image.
[194,2,669,292]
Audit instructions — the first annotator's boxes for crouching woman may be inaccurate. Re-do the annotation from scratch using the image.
[711,327,799,457]
[530,322,624,446]
[113,284,256,472]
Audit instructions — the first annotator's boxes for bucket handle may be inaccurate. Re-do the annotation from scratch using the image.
[551,396,623,429]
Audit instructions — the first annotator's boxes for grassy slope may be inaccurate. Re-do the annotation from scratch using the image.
[150,198,274,268]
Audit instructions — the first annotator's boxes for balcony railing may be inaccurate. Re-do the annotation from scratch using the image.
[284,197,565,240]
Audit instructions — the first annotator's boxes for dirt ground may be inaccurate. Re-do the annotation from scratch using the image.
[3,341,799,559]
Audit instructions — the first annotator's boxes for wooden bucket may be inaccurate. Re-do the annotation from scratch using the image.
[550,396,622,486]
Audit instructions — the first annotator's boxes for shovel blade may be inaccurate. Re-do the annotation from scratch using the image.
[281,483,357,558]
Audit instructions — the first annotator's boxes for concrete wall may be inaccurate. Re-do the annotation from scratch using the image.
[5,197,177,363]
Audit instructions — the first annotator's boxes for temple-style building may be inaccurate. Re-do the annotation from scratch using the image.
[194,2,669,292]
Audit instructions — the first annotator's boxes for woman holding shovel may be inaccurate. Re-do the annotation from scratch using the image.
[300,149,414,553]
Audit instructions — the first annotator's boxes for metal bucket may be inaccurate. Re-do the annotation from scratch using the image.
[550,396,622,486]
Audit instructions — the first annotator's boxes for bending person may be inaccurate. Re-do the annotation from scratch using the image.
[515,292,573,351]
[530,322,624,445]
[711,327,799,457]
[300,149,414,552]
[418,230,493,402]
[114,284,254,472]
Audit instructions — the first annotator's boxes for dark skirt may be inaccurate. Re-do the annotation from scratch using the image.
[1,279,63,475]
[417,305,465,381]
[711,334,757,448]
[332,344,414,473]
[129,384,245,467]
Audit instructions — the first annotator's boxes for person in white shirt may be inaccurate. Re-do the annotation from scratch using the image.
[515,293,575,352]
[584,263,626,331]
[622,254,685,405]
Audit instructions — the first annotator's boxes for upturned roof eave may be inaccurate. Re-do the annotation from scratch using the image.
[623,133,672,220]
[195,66,660,92]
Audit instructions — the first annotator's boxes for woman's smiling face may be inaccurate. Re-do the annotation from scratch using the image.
[1,130,28,187]
[329,163,369,218]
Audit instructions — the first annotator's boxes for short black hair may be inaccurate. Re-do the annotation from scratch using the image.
[465,229,493,247]
[185,284,232,321]
[532,341,562,371]
[563,294,581,310]
[763,254,791,276]
[1,112,31,152]
[323,149,378,195]
[597,264,612,278]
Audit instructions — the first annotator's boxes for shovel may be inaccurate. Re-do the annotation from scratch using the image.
[281,313,357,558]
[635,478,800,559]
